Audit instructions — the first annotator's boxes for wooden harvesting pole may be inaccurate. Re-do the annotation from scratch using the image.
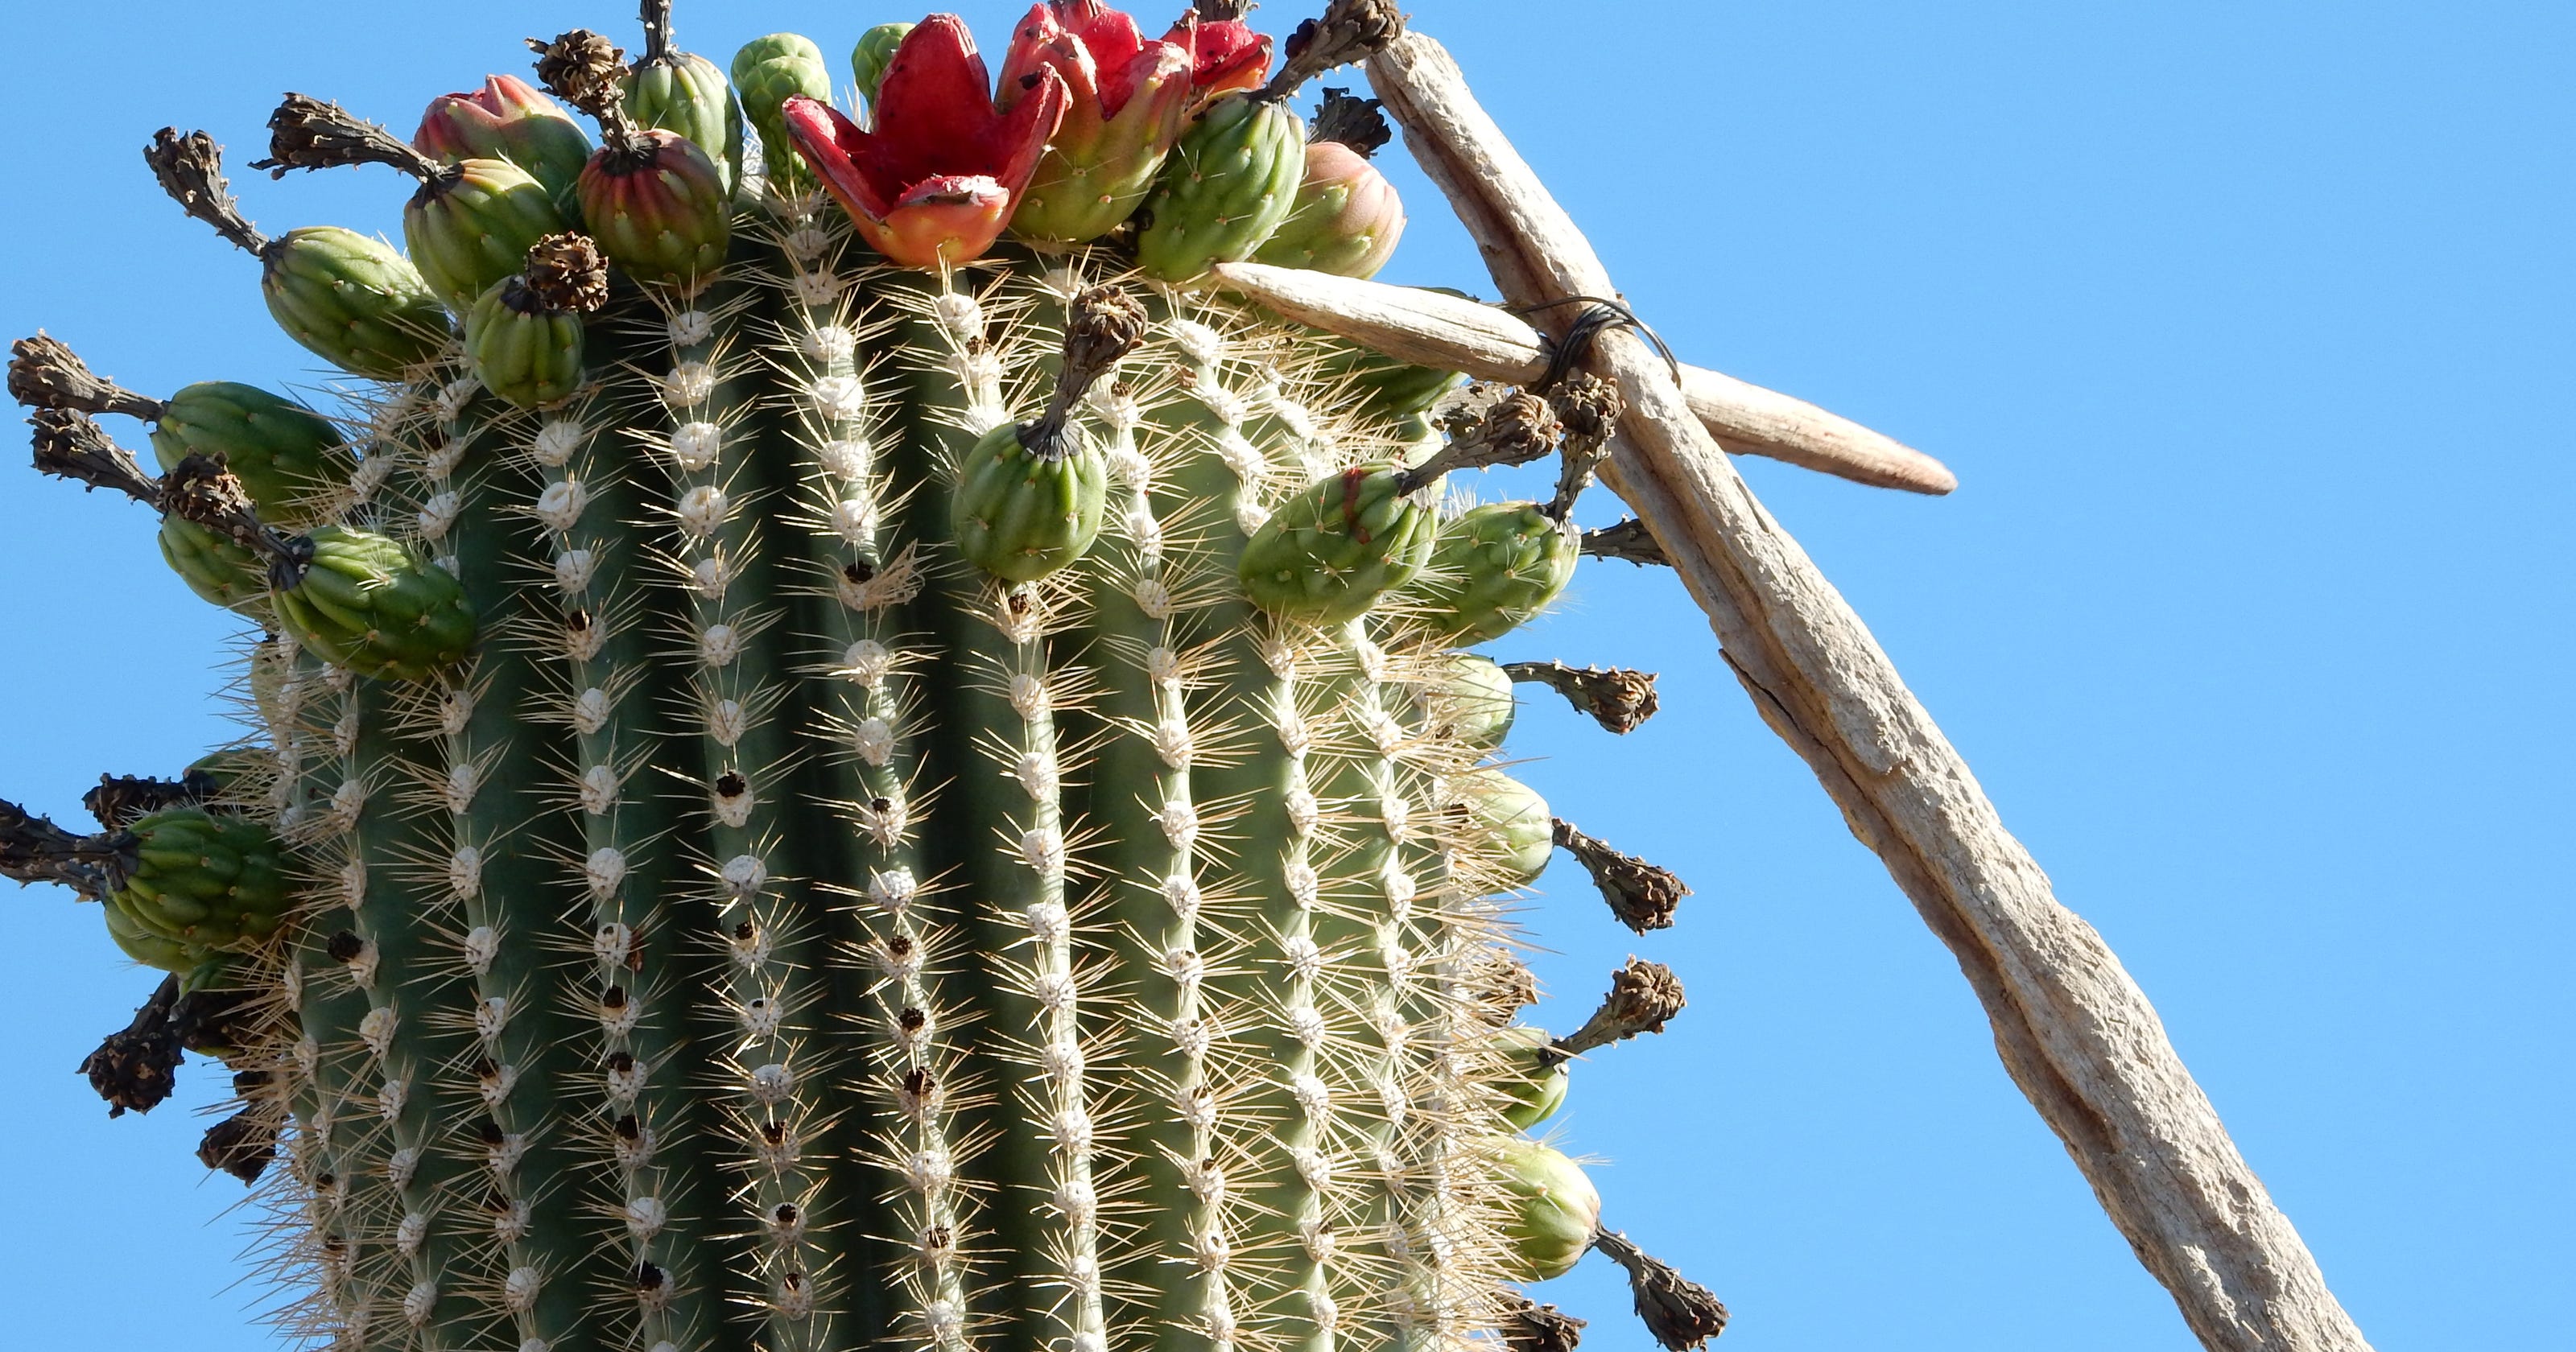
[1337,29,2375,1352]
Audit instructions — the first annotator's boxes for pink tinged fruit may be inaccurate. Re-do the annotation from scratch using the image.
[1261,139,1406,278]
[782,15,1068,269]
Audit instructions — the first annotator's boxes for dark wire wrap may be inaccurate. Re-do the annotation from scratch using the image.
[1514,294,1684,393]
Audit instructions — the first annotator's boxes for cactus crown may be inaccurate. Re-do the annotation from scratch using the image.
[7,6,1728,1352]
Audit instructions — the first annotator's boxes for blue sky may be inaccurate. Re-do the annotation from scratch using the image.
[0,2,2566,1349]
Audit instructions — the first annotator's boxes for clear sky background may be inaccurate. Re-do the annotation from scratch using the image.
[0,2,2566,1349]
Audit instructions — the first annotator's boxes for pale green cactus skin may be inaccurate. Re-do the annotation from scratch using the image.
[19,23,1669,1352]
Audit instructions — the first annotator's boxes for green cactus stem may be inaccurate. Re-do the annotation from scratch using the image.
[10,11,1733,1350]
[1589,1229,1732,1351]
[1552,817,1692,934]
[1503,661,1660,736]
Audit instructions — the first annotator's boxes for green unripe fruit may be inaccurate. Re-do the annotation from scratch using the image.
[1492,1138,1602,1281]
[1491,1024,1571,1131]
[578,134,733,289]
[104,888,213,974]
[272,526,477,682]
[464,278,587,410]
[733,34,832,194]
[158,516,268,611]
[1450,767,1554,889]
[851,23,914,113]
[108,807,291,954]
[146,382,345,520]
[952,422,1110,583]
[626,51,744,193]
[1137,94,1308,282]
[258,226,450,378]
[404,158,572,311]
[1239,464,1436,624]
[1422,501,1579,642]
[1422,652,1517,751]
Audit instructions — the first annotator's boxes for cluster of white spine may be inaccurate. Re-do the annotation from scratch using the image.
[525,360,693,1352]
[183,231,1552,1352]
[274,644,386,1352]
[650,282,827,1352]
[409,378,568,1352]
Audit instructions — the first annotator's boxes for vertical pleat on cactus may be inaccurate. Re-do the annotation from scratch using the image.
[2,4,1736,1352]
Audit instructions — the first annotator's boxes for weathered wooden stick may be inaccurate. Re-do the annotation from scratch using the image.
[1366,31,2373,1352]
[1210,260,1958,496]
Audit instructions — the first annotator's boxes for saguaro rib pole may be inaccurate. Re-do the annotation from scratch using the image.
[1365,31,2371,1352]
[1204,260,1957,496]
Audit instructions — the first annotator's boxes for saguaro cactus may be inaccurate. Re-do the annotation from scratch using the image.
[5,5,1727,1352]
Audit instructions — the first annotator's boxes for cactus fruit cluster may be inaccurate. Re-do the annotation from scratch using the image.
[6,3,1730,1351]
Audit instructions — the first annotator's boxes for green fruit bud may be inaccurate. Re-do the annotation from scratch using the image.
[273,526,477,682]
[103,888,213,974]
[1238,464,1436,624]
[625,50,743,193]
[851,23,914,113]
[1136,94,1308,282]
[1448,767,1553,889]
[951,422,1110,583]
[1492,1138,1601,1282]
[404,157,573,311]
[108,807,291,954]
[732,34,832,196]
[464,277,587,410]
[1422,501,1579,643]
[258,226,451,379]
[158,515,268,612]
[146,382,345,521]
[1422,652,1516,750]
[1489,1025,1571,1130]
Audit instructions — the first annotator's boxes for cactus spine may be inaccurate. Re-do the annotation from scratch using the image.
[8,6,1733,1352]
